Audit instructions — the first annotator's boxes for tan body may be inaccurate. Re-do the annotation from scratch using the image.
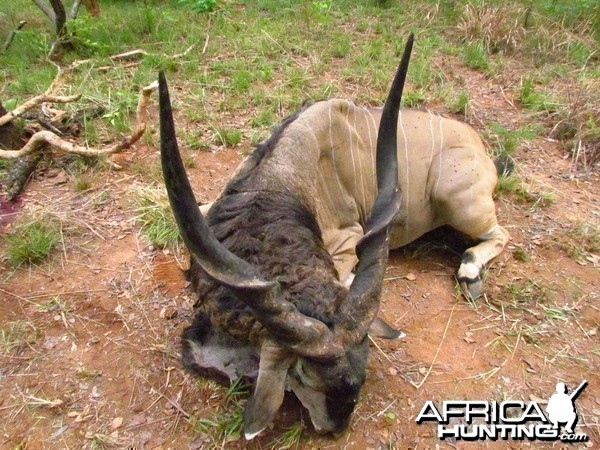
[202,99,509,299]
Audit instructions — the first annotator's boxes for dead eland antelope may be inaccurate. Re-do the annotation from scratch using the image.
[159,32,507,438]
[160,35,412,439]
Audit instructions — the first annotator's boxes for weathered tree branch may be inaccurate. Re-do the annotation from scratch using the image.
[0,103,25,150]
[0,94,82,127]
[3,153,43,200]
[32,0,56,23]
[49,0,67,39]
[0,82,157,160]
[2,21,27,53]
[69,0,83,20]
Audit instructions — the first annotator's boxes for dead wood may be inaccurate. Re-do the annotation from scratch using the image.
[2,153,43,201]
[0,82,156,198]
[0,82,157,161]
[1,40,193,199]
[0,94,82,128]
[2,21,27,53]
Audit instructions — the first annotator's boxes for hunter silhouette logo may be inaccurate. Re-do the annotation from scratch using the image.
[546,380,587,435]
[416,380,589,442]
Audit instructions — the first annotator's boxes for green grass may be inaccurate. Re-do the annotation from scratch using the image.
[215,127,243,148]
[564,221,600,261]
[486,122,542,158]
[1,0,599,447]
[494,173,555,210]
[513,246,529,262]
[505,278,552,307]
[132,186,181,249]
[2,0,596,179]
[3,220,61,267]
[190,379,250,445]
[266,424,304,449]
[464,41,490,71]
[570,222,600,252]
[517,75,560,112]
[403,89,427,108]
[450,90,470,115]
[0,320,39,353]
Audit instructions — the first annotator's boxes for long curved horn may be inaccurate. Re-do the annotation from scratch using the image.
[336,34,414,342]
[159,71,274,293]
[159,72,343,358]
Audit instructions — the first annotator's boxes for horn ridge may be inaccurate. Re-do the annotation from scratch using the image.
[371,32,413,232]
[159,71,274,292]
[338,34,414,340]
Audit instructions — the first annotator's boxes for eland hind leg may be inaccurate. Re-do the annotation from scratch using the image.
[457,223,509,300]
[433,147,509,300]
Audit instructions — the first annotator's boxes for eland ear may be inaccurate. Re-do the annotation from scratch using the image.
[369,316,406,340]
[243,341,294,440]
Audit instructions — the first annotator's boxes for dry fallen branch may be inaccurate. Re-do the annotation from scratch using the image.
[1,42,192,160]
[0,94,81,127]
[110,43,198,62]
[0,82,157,160]
[2,20,27,53]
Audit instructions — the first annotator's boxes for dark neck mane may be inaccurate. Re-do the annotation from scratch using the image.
[190,189,344,325]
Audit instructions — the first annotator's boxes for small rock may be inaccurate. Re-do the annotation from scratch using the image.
[91,386,100,399]
[42,336,59,350]
[51,424,68,439]
[463,332,475,344]
[140,431,152,446]
[110,417,123,430]
[189,433,211,449]
[129,414,147,427]
[404,273,417,281]
[160,306,178,320]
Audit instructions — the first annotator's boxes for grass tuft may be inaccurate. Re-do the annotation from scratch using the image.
[3,220,61,267]
[517,75,560,112]
[564,221,600,261]
[0,320,39,353]
[486,122,541,159]
[215,128,243,148]
[450,90,469,115]
[190,379,250,445]
[266,424,304,449]
[458,2,525,55]
[463,41,489,71]
[132,186,181,249]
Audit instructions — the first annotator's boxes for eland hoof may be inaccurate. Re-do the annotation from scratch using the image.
[460,278,483,302]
